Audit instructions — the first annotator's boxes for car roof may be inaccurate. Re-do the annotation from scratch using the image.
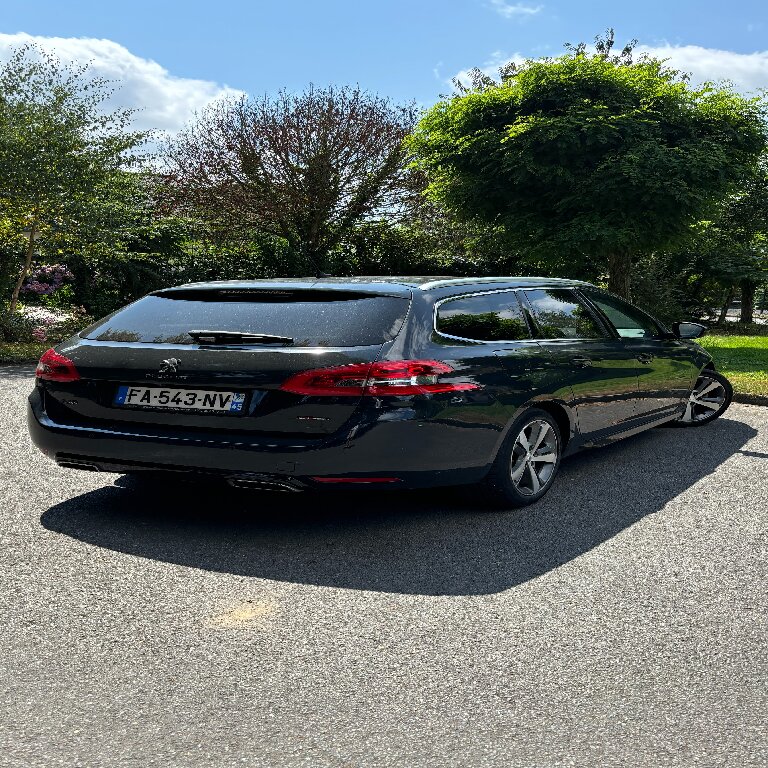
[167,276,594,297]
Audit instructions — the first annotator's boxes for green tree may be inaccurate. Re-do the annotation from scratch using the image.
[0,43,145,310]
[710,159,768,323]
[408,32,767,299]
[654,160,768,325]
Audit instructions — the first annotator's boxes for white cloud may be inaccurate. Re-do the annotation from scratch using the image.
[452,45,768,95]
[638,44,768,94]
[0,32,243,136]
[488,1,542,19]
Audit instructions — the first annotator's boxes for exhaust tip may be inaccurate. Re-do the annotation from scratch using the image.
[56,460,101,472]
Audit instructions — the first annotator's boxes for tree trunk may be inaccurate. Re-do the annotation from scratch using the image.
[607,253,632,300]
[717,286,734,325]
[739,279,756,324]
[9,223,37,313]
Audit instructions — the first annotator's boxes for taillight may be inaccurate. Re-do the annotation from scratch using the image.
[35,349,80,383]
[280,360,479,397]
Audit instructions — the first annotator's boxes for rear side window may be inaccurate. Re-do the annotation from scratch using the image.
[436,291,530,341]
[82,290,411,347]
[524,289,607,339]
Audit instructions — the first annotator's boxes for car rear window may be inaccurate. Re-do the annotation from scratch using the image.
[81,290,411,347]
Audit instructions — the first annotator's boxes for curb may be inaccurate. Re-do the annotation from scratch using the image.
[733,394,768,407]
[0,363,36,377]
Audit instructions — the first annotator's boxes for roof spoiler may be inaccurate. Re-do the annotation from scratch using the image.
[152,286,411,301]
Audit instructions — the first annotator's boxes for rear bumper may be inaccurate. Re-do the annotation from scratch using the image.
[27,389,494,489]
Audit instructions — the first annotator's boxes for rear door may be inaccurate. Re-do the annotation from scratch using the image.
[48,286,411,437]
[521,288,641,436]
[433,289,571,404]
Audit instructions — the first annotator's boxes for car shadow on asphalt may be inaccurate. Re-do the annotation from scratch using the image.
[40,417,756,596]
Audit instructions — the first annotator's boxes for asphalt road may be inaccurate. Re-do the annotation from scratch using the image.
[1,366,766,767]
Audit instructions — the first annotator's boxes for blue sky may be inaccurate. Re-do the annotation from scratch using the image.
[1,0,766,133]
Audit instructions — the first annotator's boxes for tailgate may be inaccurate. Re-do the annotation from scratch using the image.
[42,285,411,437]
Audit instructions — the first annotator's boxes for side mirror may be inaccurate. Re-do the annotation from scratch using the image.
[672,321,707,339]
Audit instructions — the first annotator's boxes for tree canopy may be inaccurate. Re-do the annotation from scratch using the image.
[0,43,146,309]
[167,85,417,275]
[408,35,767,298]
[693,158,768,322]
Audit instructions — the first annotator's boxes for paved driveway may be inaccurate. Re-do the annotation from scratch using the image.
[1,367,766,767]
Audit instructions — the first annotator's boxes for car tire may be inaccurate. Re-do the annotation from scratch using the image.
[673,369,733,427]
[479,408,562,508]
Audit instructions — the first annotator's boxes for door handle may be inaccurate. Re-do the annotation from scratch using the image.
[636,353,654,364]
[571,356,592,368]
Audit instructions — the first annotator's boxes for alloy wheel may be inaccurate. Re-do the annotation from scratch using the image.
[509,419,559,496]
[681,374,728,423]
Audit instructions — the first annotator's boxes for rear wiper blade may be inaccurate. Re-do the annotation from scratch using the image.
[188,330,293,345]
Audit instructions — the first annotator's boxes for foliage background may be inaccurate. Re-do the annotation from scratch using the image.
[1,34,767,348]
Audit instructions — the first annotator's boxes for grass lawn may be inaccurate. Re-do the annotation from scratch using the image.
[0,342,48,365]
[698,335,768,398]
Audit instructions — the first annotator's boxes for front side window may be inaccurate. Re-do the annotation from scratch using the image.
[524,289,607,339]
[436,291,530,341]
[582,290,662,339]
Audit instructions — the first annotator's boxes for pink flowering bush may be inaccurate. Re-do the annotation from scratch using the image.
[20,306,63,327]
[21,264,74,296]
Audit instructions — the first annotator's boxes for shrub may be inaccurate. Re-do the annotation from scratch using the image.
[0,305,93,343]
[706,322,768,337]
[46,306,93,341]
[21,263,74,296]
[0,310,35,342]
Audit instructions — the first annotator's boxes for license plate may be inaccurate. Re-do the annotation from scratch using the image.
[114,386,246,413]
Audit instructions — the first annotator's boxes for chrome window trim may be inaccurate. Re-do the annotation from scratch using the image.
[432,288,540,344]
